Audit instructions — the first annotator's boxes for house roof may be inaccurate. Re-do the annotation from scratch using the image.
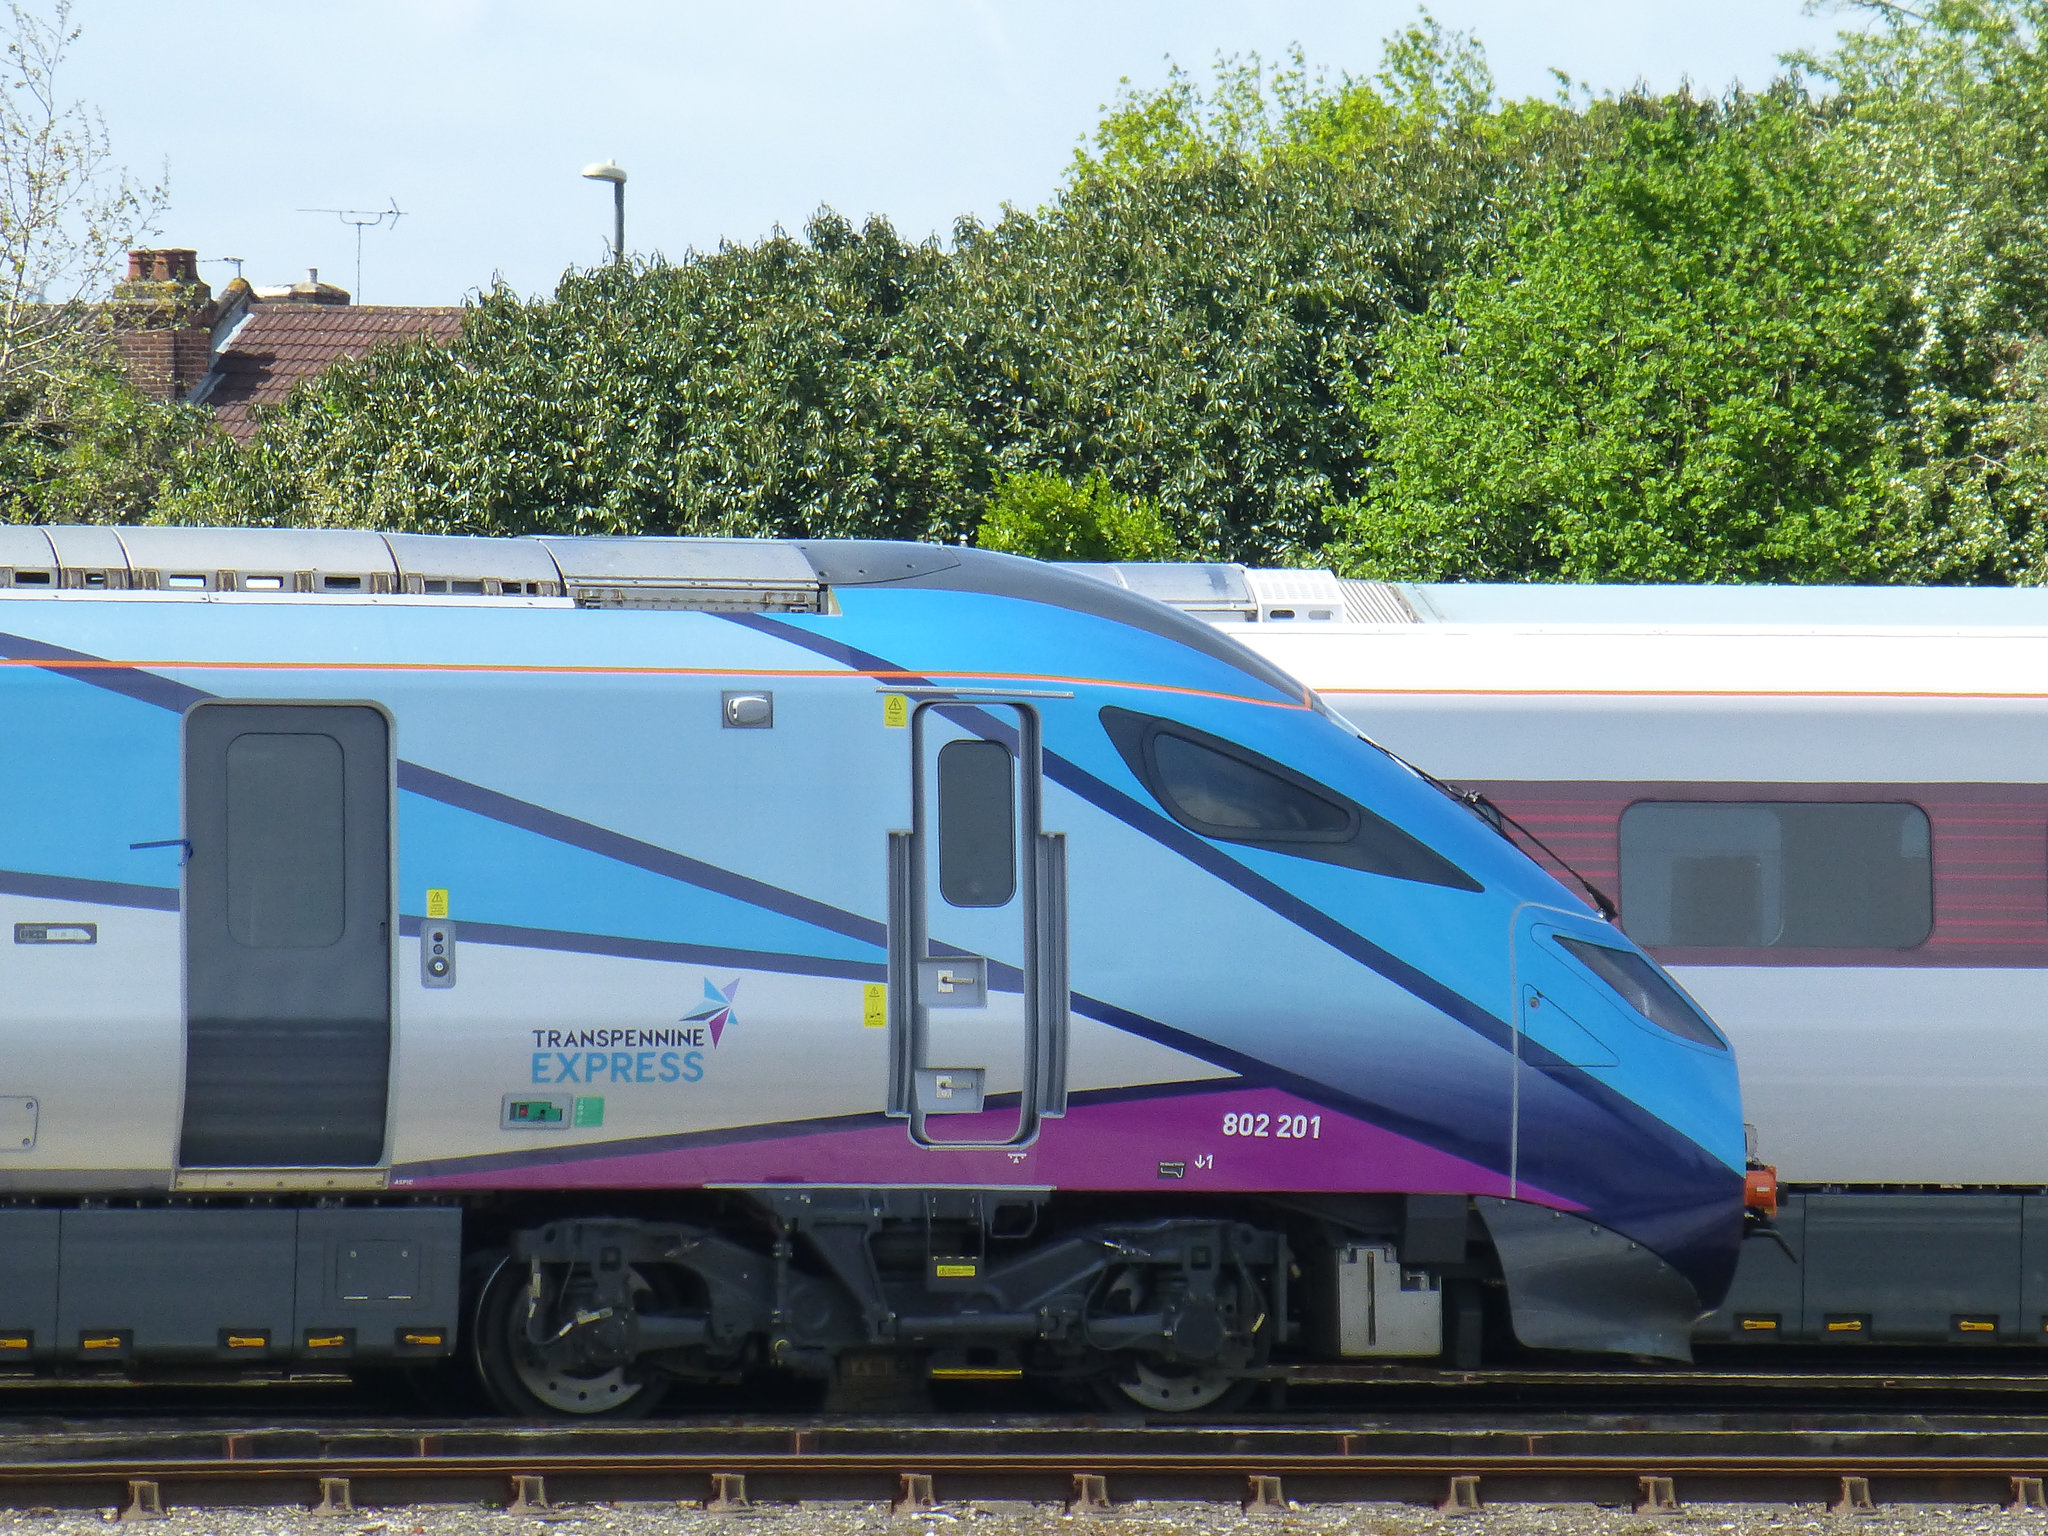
[203,304,465,441]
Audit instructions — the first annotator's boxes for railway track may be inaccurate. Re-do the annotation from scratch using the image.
[11,1410,2048,1515]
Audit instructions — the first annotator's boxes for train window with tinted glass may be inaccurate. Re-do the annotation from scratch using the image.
[1149,731,1351,837]
[937,738,1016,907]
[1619,802,1931,949]
[226,732,346,947]
[1098,705,1483,891]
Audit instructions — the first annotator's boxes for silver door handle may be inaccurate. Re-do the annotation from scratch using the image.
[917,956,988,1008]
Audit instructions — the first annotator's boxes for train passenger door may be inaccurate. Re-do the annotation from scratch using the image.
[885,695,1068,1148]
[180,704,392,1168]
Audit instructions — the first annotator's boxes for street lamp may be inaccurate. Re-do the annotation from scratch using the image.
[581,160,627,266]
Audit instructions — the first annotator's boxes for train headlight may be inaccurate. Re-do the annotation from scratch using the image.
[1555,936,1727,1049]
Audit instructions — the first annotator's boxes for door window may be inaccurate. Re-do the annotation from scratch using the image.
[226,733,346,947]
[936,738,1016,908]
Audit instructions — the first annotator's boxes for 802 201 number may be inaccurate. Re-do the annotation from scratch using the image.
[1221,1111,1320,1139]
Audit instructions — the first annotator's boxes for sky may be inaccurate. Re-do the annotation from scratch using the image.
[64,1,1866,307]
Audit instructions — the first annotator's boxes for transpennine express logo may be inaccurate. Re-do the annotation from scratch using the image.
[684,977,741,1047]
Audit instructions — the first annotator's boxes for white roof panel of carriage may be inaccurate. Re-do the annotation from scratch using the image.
[1220,577,2048,700]
[1396,581,2048,628]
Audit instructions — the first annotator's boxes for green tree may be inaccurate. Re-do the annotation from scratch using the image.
[1794,0,2048,579]
[0,0,167,391]
[1072,15,1499,179]
[975,470,1175,560]
[1,365,211,522]
[166,12,1604,563]
[1332,92,1925,583]
[0,0,200,526]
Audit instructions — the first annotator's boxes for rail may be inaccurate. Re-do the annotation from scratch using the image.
[9,1416,2048,1515]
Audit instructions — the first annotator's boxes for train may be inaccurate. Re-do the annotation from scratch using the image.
[0,526,1746,1415]
[1096,560,2048,1354]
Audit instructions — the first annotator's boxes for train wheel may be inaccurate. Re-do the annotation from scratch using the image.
[472,1255,670,1418]
[1094,1358,1256,1414]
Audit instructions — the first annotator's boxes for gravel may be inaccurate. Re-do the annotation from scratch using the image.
[7,1501,2048,1536]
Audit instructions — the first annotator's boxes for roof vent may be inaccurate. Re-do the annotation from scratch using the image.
[115,528,395,594]
[1337,579,1419,624]
[1244,568,1346,622]
[540,537,823,612]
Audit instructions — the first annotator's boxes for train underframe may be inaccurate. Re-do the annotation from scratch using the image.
[0,1188,1519,1414]
[0,1187,1736,1415]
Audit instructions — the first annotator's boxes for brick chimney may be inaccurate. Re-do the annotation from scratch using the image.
[109,247,216,401]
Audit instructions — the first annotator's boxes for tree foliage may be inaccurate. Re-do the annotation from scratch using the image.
[975,470,1175,561]
[1072,17,1498,178]
[1336,2,2048,583]
[0,0,166,389]
[0,0,197,527]
[133,0,2048,584]
[0,364,209,523]
[1335,92,1920,582]
[168,219,972,537]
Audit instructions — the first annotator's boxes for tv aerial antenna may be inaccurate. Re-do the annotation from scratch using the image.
[296,197,406,302]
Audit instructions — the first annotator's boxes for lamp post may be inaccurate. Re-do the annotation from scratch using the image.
[581,161,627,266]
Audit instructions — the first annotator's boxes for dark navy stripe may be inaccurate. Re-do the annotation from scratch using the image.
[394,762,886,950]
[396,913,886,982]
[721,611,900,674]
[0,632,212,713]
[1041,750,1515,1049]
[0,630,892,956]
[0,868,179,911]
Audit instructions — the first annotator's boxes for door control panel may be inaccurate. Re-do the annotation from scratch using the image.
[421,921,456,988]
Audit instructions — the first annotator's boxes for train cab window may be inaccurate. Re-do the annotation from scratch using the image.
[1100,705,1482,891]
[1149,731,1350,836]
[936,738,1016,907]
[1619,802,1932,949]
[225,732,347,947]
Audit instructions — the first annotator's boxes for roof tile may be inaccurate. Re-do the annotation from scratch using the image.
[207,304,465,440]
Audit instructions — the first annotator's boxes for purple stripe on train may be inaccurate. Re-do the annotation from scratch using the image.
[403,1085,1583,1207]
